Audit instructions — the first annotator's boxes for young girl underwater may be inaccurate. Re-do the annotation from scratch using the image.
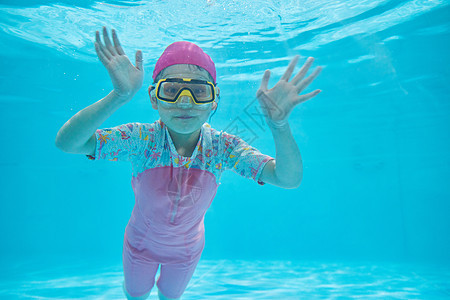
[55,26,322,300]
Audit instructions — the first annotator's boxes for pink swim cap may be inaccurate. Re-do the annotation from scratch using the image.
[152,41,216,84]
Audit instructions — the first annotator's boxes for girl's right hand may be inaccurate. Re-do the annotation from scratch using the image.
[94,26,144,100]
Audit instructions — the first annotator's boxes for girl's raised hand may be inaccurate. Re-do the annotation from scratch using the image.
[256,55,322,123]
[94,26,144,100]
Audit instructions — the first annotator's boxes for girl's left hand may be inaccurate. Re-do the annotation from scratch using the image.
[257,55,322,122]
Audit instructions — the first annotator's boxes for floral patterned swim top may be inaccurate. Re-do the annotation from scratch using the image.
[86,119,273,186]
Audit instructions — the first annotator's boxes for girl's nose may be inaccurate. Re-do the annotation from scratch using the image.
[177,95,194,107]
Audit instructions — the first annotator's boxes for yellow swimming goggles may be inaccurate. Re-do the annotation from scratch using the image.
[151,78,217,105]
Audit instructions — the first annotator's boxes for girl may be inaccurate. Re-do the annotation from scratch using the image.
[55,26,322,300]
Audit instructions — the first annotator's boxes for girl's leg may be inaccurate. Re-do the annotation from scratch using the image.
[123,242,160,299]
[156,255,201,299]
[123,281,151,300]
[158,288,180,300]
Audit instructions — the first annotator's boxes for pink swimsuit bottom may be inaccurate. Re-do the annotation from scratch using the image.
[122,165,218,298]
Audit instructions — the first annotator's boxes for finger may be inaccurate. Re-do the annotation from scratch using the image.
[102,26,118,56]
[96,30,111,60]
[94,42,109,66]
[294,89,321,105]
[280,55,300,82]
[295,66,322,93]
[259,70,270,92]
[135,50,144,71]
[112,29,125,56]
[291,57,314,86]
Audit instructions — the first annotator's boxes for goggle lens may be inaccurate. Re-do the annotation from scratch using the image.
[155,78,215,104]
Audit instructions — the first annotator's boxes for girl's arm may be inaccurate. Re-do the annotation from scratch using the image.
[55,26,144,155]
[256,55,322,189]
[55,91,131,155]
[258,122,302,189]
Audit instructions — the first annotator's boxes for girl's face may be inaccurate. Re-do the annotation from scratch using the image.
[149,64,218,135]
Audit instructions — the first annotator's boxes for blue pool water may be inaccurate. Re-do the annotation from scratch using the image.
[0,1,449,299]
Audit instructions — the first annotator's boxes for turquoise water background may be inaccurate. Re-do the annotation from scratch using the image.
[0,0,449,299]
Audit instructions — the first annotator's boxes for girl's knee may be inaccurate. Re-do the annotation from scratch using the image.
[158,288,180,300]
[123,281,151,300]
